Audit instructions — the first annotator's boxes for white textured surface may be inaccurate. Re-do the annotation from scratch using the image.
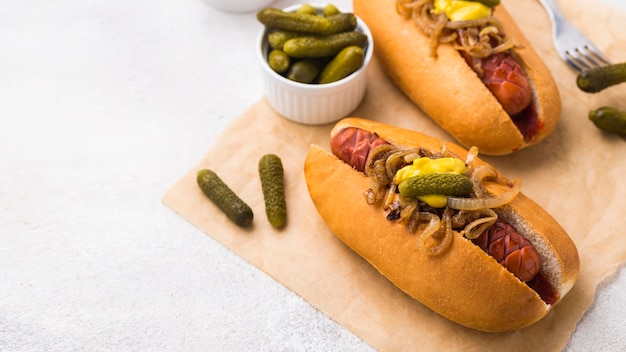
[1,0,625,351]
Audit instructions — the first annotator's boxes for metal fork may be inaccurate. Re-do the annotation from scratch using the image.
[538,0,611,71]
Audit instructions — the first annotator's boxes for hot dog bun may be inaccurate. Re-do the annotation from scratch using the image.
[304,118,579,332]
[353,0,561,155]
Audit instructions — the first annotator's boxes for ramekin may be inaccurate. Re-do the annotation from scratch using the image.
[257,3,374,125]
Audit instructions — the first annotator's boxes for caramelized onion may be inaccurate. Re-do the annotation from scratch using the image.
[464,146,479,174]
[363,188,375,205]
[418,208,453,255]
[471,165,499,197]
[384,183,398,209]
[396,0,518,71]
[460,208,497,239]
[448,178,522,210]
[417,212,441,254]
[400,200,419,221]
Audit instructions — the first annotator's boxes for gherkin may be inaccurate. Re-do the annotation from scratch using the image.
[295,3,317,15]
[589,107,626,136]
[257,8,331,34]
[259,154,287,228]
[268,31,301,50]
[577,62,626,93]
[398,173,473,199]
[283,32,368,59]
[257,7,356,36]
[197,169,253,227]
[268,49,290,74]
[287,59,324,83]
[319,45,364,84]
[323,4,341,17]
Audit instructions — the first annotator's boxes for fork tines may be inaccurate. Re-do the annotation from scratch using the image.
[565,45,612,72]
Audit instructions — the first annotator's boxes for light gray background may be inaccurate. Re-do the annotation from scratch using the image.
[2,0,625,351]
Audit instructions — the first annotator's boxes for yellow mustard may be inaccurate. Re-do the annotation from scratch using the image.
[394,157,467,208]
[432,0,492,22]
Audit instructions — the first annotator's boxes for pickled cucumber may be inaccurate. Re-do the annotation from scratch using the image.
[257,7,331,34]
[296,3,317,15]
[398,173,473,199]
[287,59,325,83]
[319,45,364,84]
[283,31,368,58]
[259,5,367,85]
[268,30,301,50]
[323,4,341,16]
[589,106,626,136]
[197,169,253,227]
[259,154,287,228]
[324,13,357,34]
[268,49,290,74]
[577,62,626,93]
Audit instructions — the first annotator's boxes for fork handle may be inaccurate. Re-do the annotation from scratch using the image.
[537,0,565,24]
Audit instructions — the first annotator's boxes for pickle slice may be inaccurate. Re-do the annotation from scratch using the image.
[398,173,473,199]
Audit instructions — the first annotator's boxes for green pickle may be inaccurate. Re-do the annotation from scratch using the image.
[287,59,325,83]
[268,49,290,74]
[283,31,368,58]
[323,4,341,16]
[259,154,287,228]
[589,106,626,136]
[319,45,364,84]
[259,4,367,85]
[296,3,317,15]
[268,30,301,50]
[324,13,357,34]
[257,7,331,34]
[577,62,626,93]
[197,169,253,227]
[398,173,473,199]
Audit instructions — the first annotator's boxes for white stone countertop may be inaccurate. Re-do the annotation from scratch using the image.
[2,0,625,351]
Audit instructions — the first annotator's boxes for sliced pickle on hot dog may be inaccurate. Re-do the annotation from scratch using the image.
[398,173,473,199]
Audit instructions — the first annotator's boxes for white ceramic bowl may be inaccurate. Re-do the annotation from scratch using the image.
[257,3,374,125]
[205,0,275,13]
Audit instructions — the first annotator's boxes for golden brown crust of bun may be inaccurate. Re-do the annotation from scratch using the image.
[353,0,561,155]
[305,118,579,332]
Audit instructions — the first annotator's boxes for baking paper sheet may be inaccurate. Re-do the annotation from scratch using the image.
[162,0,626,350]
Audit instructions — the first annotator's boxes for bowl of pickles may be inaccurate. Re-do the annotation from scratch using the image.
[256,3,374,125]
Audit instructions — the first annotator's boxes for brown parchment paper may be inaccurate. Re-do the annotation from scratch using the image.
[162,1,626,350]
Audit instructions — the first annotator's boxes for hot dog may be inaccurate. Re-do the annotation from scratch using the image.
[304,118,579,332]
[353,0,561,155]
